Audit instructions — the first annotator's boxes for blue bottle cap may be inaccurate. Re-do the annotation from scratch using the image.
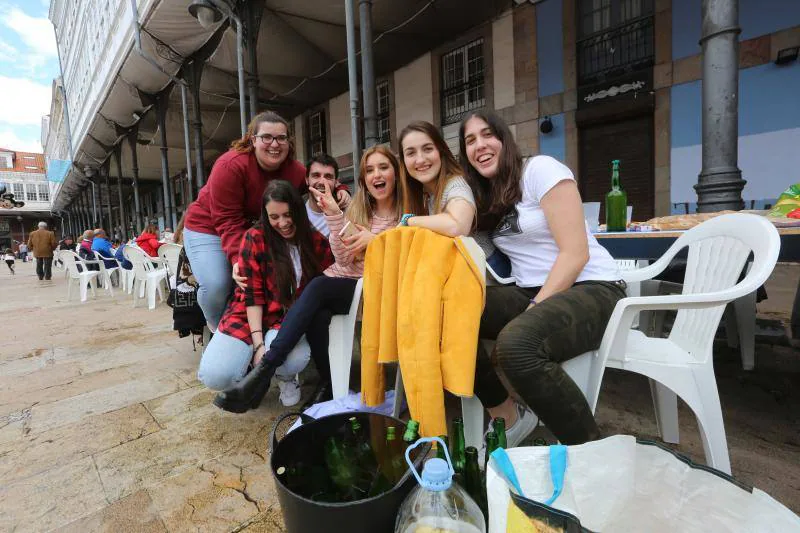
[420,458,452,492]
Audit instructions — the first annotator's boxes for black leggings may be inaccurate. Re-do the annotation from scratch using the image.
[265,275,359,381]
[473,280,626,445]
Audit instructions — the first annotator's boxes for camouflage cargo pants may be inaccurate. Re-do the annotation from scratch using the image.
[473,280,626,445]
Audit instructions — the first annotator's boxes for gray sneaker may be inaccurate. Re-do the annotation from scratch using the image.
[482,402,540,464]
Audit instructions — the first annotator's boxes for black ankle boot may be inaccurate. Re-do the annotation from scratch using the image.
[214,358,280,413]
[300,380,333,412]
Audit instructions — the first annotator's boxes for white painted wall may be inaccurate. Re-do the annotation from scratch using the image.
[492,10,516,111]
[329,92,353,159]
[393,53,434,138]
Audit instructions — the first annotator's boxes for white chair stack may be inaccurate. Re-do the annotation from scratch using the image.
[328,278,364,399]
[124,246,169,310]
[158,243,182,286]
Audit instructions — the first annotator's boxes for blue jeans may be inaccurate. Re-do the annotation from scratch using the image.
[198,329,312,391]
[182,228,232,330]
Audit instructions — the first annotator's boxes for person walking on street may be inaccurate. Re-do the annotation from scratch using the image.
[18,242,28,262]
[27,221,57,280]
[3,248,14,275]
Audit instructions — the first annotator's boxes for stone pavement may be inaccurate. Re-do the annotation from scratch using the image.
[0,260,798,532]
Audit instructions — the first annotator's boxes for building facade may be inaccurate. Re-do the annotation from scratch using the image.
[0,149,54,250]
[294,0,800,220]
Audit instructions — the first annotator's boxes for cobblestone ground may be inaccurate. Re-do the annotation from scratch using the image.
[0,261,797,532]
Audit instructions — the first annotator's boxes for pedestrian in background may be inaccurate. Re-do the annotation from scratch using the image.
[27,221,57,280]
[3,248,14,275]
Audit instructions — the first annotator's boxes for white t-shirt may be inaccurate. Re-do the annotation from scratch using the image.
[288,244,302,288]
[306,201,330,238]
[490,155,620,288]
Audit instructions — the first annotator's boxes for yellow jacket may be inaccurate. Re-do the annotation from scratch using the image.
[361,227,485,437]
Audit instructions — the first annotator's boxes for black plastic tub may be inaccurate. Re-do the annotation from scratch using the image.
[269,411,430,533]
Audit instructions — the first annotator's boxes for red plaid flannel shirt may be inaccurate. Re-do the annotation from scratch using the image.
[217,226,333,344]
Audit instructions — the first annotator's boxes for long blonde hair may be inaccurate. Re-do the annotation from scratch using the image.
[346,145,403,227]
[398,121,464,216]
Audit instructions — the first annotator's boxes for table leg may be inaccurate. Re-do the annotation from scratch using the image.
[733,292,757,371]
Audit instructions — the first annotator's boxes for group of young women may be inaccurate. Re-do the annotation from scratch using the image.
[183,108,624,446]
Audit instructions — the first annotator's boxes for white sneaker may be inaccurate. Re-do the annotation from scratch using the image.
[482,402,540,463]
[277,375,302,407]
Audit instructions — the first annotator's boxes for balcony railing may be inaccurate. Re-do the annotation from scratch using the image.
[577,16,655,86]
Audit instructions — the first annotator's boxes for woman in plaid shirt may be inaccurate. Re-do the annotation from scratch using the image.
[198,180,333,413]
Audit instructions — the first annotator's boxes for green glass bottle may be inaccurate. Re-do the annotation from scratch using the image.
[492,417,508,449]
[605,159,627,232]
[324,437,364,502]
[435,435,450,461]
[533,438,549,446]
[484,430,499,469]
[403,419,420,443]
[451,418,467,474]
[465,446,488,520]
[348,417,378,470]
[384,426,406,484]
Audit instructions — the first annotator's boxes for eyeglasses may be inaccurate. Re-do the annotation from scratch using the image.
[254,134,289,145]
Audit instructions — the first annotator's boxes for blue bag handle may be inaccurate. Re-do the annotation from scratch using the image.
[490,444,568,506]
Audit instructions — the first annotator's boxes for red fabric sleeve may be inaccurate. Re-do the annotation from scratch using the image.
[240,229,266,307]
[209,160,249,264]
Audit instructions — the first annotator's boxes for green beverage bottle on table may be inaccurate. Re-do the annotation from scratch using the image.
[605,159,627,232]
[484,431,499,469]
[492,417,508,449]
[465,446,489,521]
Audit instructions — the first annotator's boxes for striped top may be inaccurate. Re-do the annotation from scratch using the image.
[324,211,398,279]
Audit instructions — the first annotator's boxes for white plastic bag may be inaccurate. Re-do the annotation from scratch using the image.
[287,389,400,433]
[486,435,800,533]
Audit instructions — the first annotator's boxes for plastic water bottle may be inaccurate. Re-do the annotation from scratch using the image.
[395,437,486,533]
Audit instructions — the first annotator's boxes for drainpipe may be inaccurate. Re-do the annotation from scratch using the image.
[113,145,127,241]
[180,84,195,201]
[694,0,745,212]
[345,0,362,185]
[126,129,143,233]
[360,0,377,148]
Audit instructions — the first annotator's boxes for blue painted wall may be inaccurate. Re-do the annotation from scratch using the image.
[539,113,566,163]
[670,63,800,208]
[673,0,800,59]
[536,0,564,97]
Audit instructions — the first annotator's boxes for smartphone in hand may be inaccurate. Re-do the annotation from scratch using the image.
[338,220,359,240]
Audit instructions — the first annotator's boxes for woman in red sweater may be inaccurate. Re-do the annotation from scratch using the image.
[135,224,163,257]
[183,111,350,331]
[198,180,333,411]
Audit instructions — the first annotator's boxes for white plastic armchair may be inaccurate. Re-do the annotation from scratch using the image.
[92,251,119,296]
[62,251,101,302]
[328,277,364,399]
[585,213,780,474]
[124,245,168,310]
[158,243,182,282]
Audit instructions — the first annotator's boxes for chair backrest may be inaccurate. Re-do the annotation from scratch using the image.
[124,245,159,279]
[158,243,182,277]
[62,250,86,279]
[646,214,779,356]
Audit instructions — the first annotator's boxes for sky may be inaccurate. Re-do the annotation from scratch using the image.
[0,0,57,154]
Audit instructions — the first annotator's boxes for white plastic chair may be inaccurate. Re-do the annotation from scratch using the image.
[328,278,364,399]
[584,213,780,474]
[124,246,168,310]
[92,251,119,296]
[158,243,182,282]
[62,251,101,302]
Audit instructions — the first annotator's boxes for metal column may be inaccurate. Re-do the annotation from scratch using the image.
[243,0,262,121]
[126,128,143,233]
[180,84,195,202]
[103,163,112,233]
[694,0,745,212]
[154,93,176,230]
[187,60,207,187]
[345,0,362,183]
[113,145,128,241]
[359,0,377,148]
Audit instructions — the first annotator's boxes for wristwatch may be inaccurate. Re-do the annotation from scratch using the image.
[400,213,416,226]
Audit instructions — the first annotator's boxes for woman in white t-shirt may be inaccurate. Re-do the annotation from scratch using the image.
[396,120,476,235]
[458,111,626,446]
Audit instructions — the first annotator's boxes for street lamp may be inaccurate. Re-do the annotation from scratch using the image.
[16,215,24,243]
[188,0,223,28]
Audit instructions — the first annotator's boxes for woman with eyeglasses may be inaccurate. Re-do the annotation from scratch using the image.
[183,111,351,332]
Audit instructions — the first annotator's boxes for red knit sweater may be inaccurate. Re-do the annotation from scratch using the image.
[185,150,344,264]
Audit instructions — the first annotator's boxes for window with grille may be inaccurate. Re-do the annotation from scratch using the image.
[306,111,326,157]
[13,183,24,198]
[26,186,37,201]
[377,81,391,144]
[577,0,654,85]
[441,39,485,125]
[37,184,50,202]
